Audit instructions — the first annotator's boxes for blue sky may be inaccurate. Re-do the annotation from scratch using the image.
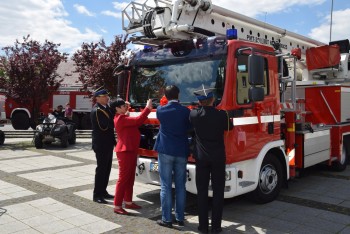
[0,0,349,56]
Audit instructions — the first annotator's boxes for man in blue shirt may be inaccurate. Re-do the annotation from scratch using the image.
[154,85,191,228]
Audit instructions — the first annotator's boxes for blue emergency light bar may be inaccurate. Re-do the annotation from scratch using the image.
[143,45,153,52]
[226,28,238,40]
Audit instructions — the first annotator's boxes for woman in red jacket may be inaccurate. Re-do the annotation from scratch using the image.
[111,98,152,215]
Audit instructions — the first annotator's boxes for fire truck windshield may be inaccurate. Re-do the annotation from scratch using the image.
[129,57,226,105]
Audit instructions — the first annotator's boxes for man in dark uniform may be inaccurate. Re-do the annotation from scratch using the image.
[52,105,64,118]
[189,87,233,233]
[90,87,116,204]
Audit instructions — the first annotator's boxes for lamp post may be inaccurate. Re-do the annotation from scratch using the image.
[329,0,334,42]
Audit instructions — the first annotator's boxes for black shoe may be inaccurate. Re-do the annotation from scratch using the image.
[156,220,173,228]
[211,227,223,233]
[175,220,184,226]
[104,193,114,199]
[198,226,209,233]
[93,197,108,204]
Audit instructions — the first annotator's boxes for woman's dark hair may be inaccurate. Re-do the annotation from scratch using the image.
[164,85,179,100]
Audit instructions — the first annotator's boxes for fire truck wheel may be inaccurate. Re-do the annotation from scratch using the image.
[34,134,43,149]
[250,154,283,204]
[12,112,30,130]
[0,130,5,145]
[68,132,76,145]
[331,144,348,172]
[81,114,91,130]
[72,113,81,129]
[60,132,68,148]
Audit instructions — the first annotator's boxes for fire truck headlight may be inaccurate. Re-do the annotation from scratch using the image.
[225,171,231,181]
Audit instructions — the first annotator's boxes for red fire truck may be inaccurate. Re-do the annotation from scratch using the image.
[117,0,350,203]
[3,90,93,130]
[0,93,5,144]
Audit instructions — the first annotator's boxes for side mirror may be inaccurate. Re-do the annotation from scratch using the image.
[248,54,265,85]
[249,87,264,102]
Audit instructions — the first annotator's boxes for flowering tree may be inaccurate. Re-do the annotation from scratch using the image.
[72,35,128,98]
[0,35,68,127]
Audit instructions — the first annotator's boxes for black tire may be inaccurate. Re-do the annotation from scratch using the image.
[30,120,37,130]
[68,131,76,145]
[34,134,43,149]
[0,130,5,145]
[331,144,348,171]
[60,132,68,148]
[12,112,30,130]
[81,114,91,130]
[249,154,283,204]
[72,113,81,129]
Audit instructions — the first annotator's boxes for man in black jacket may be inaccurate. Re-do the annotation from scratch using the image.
[90,87,115,204]
[189,87,233,233]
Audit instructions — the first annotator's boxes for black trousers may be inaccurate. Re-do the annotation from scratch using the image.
[195,158,225,229]
[93,145,114,198]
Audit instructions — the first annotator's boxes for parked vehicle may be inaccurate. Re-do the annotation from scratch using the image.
[0,94,5,145]
[34,115,76,149]
[117,0,350,203]
[4,90,93,130]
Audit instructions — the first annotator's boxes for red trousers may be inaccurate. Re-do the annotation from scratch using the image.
[114,151,138,206]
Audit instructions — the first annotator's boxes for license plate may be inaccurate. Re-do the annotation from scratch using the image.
[150,162,159,172]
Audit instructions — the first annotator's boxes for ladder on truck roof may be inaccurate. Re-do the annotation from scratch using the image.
[122,0,325,55]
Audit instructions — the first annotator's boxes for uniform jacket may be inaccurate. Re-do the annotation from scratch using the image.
[190,106,233,161]
[154,101,191,157]
[91,103,115,151]
[114,108,150,152]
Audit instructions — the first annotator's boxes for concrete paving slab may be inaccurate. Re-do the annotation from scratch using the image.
[19,165,118,189]
[2,198,121,234]
[0,155,81,173]
[0,180,35,201]
[67,150,118,165]
[317,210,350,225]
[0,149,42,159]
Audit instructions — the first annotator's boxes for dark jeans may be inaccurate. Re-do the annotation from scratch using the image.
[93,145,114,198]
[195,159,225,229]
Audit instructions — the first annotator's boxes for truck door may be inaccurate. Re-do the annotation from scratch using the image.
[232,52,280,162]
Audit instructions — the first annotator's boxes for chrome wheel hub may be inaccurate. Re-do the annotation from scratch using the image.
[259,164,278,194]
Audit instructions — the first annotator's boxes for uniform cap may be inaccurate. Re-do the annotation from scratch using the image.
[193,85,215,100]
[93,86,109,97]
[110,98,126,109]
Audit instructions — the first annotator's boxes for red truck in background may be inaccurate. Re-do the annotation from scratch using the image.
[1,90,93,130]
[0,94,5,144]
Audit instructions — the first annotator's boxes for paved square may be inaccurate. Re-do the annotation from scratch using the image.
[0,180,36,201]
[1,198,120,234]
[67,151,118,165]
[0,156,82,173]
[74,182,160,209]
[0,149,42,159]
[281,175,350,208]
[19,165,118,189]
